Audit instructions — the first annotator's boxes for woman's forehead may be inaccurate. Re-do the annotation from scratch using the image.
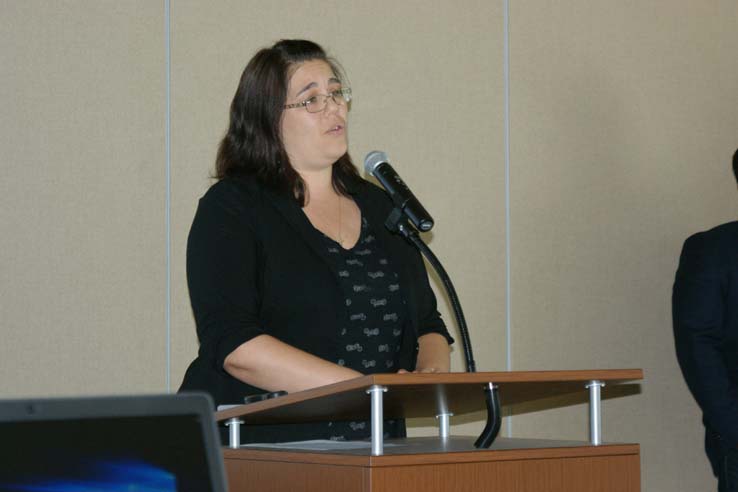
[288,60,339,94]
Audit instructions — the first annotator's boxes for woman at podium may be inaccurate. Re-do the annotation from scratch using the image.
[179,39,453,443]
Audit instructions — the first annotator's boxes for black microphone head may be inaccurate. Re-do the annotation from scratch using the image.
[364,150,388,176]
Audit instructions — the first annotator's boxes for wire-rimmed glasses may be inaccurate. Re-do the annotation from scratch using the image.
[283,88,352,113]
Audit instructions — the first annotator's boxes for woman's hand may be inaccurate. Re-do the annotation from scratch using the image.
[397,367,441,374]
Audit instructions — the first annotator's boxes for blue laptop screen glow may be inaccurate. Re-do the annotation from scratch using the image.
[0,415,212,492]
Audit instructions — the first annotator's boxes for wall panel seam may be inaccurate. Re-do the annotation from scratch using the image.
[504,0,512,437]
[165,0,172,393]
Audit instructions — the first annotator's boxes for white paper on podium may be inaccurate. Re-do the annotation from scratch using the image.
[242,439,398,451]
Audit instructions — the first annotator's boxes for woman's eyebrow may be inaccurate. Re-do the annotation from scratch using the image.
[295,78,342,97]
[296,82,317,97]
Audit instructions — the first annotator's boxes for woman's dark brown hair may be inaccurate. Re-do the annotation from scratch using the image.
[215,39,358,205]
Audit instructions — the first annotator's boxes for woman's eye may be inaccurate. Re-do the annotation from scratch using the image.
[304,96,319,106]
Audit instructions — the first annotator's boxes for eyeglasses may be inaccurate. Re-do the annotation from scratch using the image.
[283,88,352,113]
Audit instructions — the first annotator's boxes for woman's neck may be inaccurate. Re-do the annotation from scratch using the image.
[299,167,337,205]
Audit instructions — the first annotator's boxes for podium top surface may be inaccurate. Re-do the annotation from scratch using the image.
[215,369,643,424]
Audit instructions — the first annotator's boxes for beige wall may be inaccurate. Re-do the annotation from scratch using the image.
[1,1,167,395]
[508,2,737,491]
[2,1,737,490]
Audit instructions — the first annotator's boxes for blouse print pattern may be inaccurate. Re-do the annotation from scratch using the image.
[319,216,406,441]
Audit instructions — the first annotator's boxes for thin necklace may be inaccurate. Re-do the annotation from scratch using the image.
[337,195,344,247]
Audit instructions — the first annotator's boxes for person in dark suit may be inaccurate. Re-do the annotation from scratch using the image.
[673,148,738,492]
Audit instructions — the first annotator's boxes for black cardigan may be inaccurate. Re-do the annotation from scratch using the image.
[179,175,451,412]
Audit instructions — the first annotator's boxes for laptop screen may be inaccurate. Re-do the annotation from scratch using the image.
[0,394,227,492]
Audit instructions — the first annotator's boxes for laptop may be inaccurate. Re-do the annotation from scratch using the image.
[0,393,227,492]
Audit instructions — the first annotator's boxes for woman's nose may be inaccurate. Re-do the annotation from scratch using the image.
[324,96,342,114]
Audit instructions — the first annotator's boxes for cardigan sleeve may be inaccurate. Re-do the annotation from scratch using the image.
[673,232,738,447]
[187,182,266,374]
[411,246,454,345]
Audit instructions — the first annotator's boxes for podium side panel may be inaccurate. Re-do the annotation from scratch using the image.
[225,458,368,492]
[369,453,640,492]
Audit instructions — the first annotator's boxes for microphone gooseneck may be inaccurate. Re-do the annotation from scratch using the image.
[365,150,502,448]
[365,151,476,373]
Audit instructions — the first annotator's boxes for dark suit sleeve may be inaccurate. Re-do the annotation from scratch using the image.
[673,233,738,447]
[187,183,266,374]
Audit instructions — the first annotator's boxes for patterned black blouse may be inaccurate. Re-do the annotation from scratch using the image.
[315,216,406,440]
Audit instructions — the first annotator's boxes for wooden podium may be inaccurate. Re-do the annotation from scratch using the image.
[215,369,643,492]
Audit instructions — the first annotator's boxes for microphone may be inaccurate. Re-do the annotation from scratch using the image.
[363,151,434,232]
